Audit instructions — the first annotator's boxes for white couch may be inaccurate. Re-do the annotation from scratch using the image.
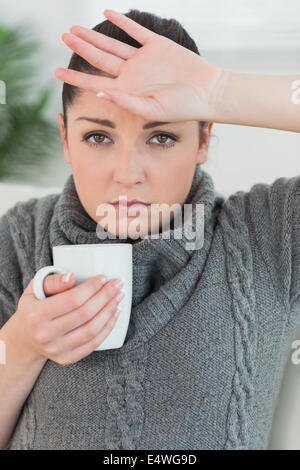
[0,181,61,216]
[0,180,300,450]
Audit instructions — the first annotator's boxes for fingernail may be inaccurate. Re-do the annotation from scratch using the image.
[114,279,124,289]
[62,272,73,283]
[96,91,111,101]
[55,68,66,76]
[105,9,118,16]
[98,274,107,284]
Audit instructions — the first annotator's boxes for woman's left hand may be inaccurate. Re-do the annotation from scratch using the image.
[54,9,224,122]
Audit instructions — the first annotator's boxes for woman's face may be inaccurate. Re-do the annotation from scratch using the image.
[58,89,213,241]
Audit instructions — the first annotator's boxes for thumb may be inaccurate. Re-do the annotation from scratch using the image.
[43,272,76,297]
[96,89,156,119]
[24,272,75,298]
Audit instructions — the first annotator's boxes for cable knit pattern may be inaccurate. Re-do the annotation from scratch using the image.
[218,191,257,449]
[0,168,299,450]
[104,342,149,450]
[293,180,300,311]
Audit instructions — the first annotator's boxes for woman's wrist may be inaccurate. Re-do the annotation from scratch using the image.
[209,69,300,132]
[208,68,236,125]
[0,316,47,368]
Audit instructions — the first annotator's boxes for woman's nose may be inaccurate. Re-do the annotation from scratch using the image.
[113,152,145,185]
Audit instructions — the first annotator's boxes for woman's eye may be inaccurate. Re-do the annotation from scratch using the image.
[84,133,110,146]
[82,132,177,148]
[149,134,177,148]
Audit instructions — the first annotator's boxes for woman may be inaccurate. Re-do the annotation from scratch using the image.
[0,8,299,450]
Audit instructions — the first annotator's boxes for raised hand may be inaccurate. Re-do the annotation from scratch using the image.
[54,9,224,122]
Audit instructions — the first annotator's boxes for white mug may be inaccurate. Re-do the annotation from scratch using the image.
[32,243,132,351]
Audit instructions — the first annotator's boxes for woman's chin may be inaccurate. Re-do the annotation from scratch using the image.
[97,214,161,240]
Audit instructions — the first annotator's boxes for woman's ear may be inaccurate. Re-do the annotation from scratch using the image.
[58,113,71,164]
[196,122,213,166]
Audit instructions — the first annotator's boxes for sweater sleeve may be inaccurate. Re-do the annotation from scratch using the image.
[244,174,300,322]
[0,207,27,329]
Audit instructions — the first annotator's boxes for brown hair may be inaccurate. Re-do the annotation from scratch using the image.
[62,8,210,146]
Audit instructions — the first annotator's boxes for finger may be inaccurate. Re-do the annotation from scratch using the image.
[43,272,75,296]
[58,312,120,366]
[51,277,124,336]
[69,25,136,60]
[56,295,120,353]
[96,87,162,121]
[38,274,109,320]
[23,273,75,298]
[54,68,115,92]
[103,9,156,45]
[61,32,124,77]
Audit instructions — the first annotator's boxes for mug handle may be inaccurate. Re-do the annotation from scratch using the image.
[33,265,68,300]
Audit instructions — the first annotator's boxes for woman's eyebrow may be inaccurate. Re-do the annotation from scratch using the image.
[74,116,172,130]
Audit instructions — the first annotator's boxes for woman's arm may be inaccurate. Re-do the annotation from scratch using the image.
[54,10,300,133]
[210,70,300,133]
[0,322,47,450]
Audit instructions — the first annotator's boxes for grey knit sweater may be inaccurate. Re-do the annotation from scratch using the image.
[0,166,299,450]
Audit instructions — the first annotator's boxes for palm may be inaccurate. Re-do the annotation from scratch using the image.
[55,9,221,122]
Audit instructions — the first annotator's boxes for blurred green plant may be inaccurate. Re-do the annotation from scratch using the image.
[0,20,61,183]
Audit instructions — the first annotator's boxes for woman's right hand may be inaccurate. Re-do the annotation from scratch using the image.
[5,273,125,366]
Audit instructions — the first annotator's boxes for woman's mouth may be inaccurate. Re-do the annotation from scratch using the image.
[110,200,150,216]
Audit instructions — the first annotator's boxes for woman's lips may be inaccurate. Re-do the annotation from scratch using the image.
[111,201,150,215]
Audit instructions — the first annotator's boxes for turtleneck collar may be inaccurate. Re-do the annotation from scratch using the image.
[49,165,224,352]
[51,166,218,255]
